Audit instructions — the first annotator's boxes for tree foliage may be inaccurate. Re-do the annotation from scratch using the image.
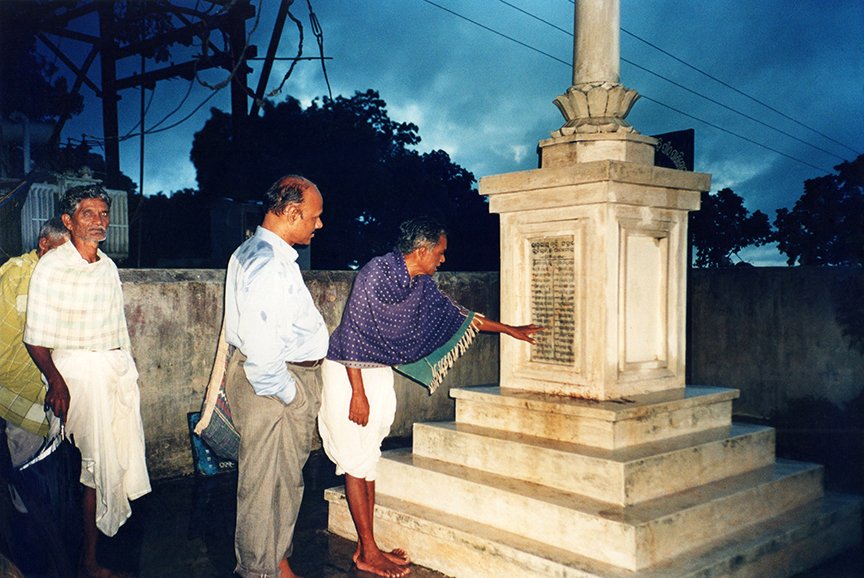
[774,155,864,266]
[689,188,772,267]
[0,0,173,183]
[0,1,84,124]
[127,188,210,267]
[191,90,499,270]
[1,0,182,124]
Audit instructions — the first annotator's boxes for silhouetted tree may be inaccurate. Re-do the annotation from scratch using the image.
[689,188,772,267]
[774,155,864,266]
[0,1,83,176]
[0,1,84,124]
[127,188,210,267]
[191,90,499,270]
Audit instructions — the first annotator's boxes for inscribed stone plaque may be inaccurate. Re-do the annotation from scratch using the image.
[530,236,575,364]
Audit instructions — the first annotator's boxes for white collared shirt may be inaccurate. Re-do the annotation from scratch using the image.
[224,226,328,404]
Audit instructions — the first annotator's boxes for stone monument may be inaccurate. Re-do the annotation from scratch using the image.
[326,1,862,575]
[484,0,709,403]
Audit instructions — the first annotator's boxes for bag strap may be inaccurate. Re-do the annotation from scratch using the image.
[193,320,229,435]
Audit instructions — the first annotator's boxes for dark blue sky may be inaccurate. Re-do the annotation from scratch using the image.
[56,1,864,264]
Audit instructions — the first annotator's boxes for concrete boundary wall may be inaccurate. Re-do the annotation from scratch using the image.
[119,269,500,480]
[120,267,863,480]
[688,267,864,418]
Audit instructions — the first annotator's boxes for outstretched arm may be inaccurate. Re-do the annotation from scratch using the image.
[472,316,542,345]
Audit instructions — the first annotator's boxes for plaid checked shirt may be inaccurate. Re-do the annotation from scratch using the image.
[0,251,49,435]
[24,241,131,353]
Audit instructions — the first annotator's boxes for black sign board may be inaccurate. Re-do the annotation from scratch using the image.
[652,129,694,171]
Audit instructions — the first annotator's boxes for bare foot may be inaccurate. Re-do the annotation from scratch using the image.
[384,548,411,566]
[354,546,411,567]
[355,550,411,578]
[278,558,303,578]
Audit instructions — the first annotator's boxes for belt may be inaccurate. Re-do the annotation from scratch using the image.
[289,359,323,368]
[228,345,321,368]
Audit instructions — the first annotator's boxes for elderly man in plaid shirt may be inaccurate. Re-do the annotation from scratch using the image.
[0,218,69,467]
[25,184,150,578]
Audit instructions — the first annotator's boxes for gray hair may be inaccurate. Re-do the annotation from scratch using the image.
[396,216,447,254]
[59,184,112,217]
[264,175,315,215]
[39,216,70,242]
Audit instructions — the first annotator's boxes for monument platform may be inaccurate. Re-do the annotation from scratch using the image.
[325,385,863,577]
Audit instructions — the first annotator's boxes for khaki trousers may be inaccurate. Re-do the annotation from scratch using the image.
[225,351,322,578]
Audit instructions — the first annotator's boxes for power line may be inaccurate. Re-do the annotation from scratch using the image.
[147,76,198,133]
[496,0,852,162]
[419,0,570,67]
[268,3,305,97]
[497,0,570,36]
[74,0,263,145]
[639,96,830,173]
[195,0,264,91]
[120,81,157,139]
[141,85,221,135]
[306,0,332,100]
[423,0,841,173]
[620,28,860,156]
[82,79,219,144]
[620,58,847,163]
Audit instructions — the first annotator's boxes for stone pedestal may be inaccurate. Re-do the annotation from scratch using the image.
[480,159,708,400]
[323,113,861,578]
[326,386,863,577]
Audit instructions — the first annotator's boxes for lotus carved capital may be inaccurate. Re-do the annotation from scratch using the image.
[552,82,641,136]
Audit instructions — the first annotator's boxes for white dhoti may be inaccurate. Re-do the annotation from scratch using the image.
[317,359,396,481]
[52,349,151,536]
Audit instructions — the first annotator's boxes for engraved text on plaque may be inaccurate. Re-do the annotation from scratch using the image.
[530,236,575,364]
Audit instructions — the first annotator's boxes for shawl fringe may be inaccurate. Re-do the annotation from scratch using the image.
[426,314,480,394]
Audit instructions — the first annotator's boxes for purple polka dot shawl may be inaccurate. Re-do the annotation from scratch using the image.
[327,251,478,392]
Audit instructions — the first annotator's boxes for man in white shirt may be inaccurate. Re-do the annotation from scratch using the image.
[223,175,328,578]
[24,184,150,578]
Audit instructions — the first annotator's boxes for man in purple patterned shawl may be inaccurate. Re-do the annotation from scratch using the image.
[318,217,540,578]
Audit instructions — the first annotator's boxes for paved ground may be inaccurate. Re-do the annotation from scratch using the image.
[91,447,864,578]
[100,450,449,578]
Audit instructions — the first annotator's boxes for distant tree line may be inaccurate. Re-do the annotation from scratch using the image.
[188,89,498,271]
[11,83,864,270]
[690,154,864,268]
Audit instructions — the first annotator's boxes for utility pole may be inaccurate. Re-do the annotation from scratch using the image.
[228,1,252,144]
[38,1,258,186]
[97,1,120,188]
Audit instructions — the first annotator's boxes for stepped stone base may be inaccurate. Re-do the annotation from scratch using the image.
[411,421,776,505]
[325,385,863,577]
[325,489,862,578]
[452,385,738,450]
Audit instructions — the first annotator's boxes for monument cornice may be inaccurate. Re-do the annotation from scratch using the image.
[479,160,710,214]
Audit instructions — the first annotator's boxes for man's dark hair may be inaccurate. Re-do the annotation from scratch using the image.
[39,216,70,242]
[59,184,112,217]
[396,216,447,254]
[264,175,315,215]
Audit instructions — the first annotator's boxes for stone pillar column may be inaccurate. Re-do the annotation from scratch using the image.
[573,0,620,84]
[544,0,653,167]
[479,0,711,401]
